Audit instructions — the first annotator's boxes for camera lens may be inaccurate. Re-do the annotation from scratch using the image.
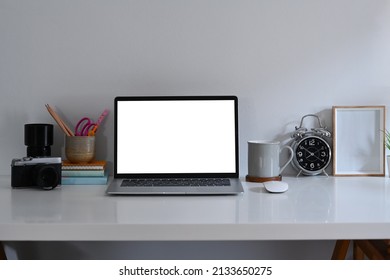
[34,165,60,190]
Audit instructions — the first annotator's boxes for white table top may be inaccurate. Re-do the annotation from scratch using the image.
[1,175,390,241]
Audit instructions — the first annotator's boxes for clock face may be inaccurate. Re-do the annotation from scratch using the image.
[294,136,331,173]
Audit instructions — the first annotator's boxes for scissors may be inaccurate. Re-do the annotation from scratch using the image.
[74,117,96,136]
[87,109,109,136]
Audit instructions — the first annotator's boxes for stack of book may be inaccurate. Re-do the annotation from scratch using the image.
[61,160,108,185]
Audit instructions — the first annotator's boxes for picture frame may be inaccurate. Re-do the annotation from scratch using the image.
[332,106,386,176]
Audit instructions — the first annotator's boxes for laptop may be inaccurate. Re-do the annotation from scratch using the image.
[106,95,244,195]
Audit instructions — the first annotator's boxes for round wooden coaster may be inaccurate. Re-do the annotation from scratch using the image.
[245,175,282,183]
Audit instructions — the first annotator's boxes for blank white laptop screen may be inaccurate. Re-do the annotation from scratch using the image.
[116,97,237,175]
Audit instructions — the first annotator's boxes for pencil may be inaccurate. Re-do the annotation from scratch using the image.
[45,104,75,136]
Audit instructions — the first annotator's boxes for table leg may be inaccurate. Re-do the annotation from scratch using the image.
[331,240,350,260]
[0,242,7,260]
[353,241,365,260]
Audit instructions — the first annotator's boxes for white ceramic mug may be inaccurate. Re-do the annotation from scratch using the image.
[248,140,293,178]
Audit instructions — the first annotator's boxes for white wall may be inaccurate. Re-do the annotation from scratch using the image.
[1,0,389,259]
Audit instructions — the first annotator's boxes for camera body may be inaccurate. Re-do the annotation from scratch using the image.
[11,157,62,190]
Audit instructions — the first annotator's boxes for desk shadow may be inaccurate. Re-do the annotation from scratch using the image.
[5,240,338,260]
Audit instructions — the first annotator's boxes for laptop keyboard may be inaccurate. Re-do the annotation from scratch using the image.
[121,178,231,187]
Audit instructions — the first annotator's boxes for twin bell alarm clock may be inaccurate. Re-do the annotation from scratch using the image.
[290,114,332,176]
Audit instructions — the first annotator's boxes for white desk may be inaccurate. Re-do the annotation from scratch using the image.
[0,175,390,241]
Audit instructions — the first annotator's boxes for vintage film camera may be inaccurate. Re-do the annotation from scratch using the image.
[11,123,61,190]
[11,157,62,190]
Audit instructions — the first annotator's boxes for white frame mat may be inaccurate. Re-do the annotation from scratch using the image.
[332,106,386,176]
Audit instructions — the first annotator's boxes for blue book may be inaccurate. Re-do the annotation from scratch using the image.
[62,169,105,177]
[61,171,108,185]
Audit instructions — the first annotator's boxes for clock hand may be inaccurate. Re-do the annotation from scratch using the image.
[301,146,324,162]
[301,146,315,158]
[312,147,327,161]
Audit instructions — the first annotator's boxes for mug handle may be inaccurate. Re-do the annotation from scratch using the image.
[279,146,294,174]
